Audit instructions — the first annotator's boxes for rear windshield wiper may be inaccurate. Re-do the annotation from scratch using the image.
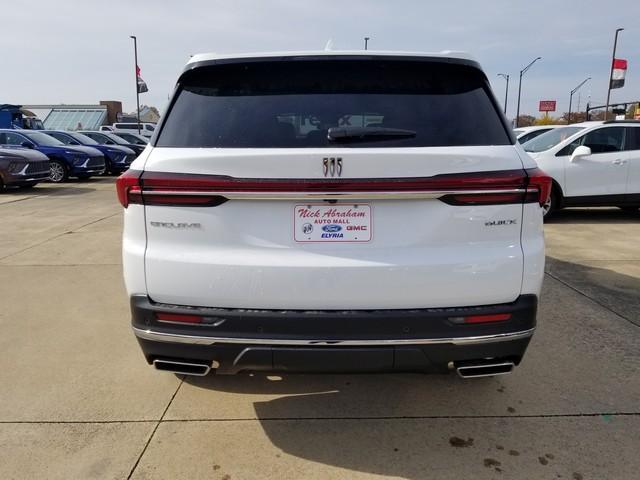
[327,126,417,143]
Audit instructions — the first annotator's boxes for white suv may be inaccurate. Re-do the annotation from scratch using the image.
[112,122,156,138]
[523,121,640,216]
[117,51,551,378]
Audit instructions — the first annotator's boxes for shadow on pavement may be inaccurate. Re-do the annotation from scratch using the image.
[546,207,640,224]
[34,180,99,196]
[545,256,640,326]
[183,372,501,478]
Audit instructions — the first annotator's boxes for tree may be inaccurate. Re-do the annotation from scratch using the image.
[515,115,536,127]
[560,111,587,124]
[587,109,605,121]
[534,115,562,126]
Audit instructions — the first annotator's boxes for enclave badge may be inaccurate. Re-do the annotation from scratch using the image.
[150,221,202,229]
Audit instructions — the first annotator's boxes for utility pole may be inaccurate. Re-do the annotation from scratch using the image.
[364,37,370,50]
[604,28,624,121]
[497,73,509,115]
[568,77,591,124]
[130,35,141,134]
[515,57,542,127]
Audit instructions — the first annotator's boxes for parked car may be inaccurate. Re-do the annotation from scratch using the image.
[112,122,156,138]
[513,125,561,144]
[0,130,105,182]
[42,130,136,175]
[0,146,50,191]
[523,120,640,216]
[117,50,551,378]
[112,131,149,145]
[79,131,145,157]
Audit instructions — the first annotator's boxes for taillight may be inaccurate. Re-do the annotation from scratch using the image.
[115,169,142,208]
[525,167,553,207]
[116,169,549,208]
[156,312,203,324]
[449,313,511,324]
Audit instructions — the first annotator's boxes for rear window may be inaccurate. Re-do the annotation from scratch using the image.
[156,59,511,148]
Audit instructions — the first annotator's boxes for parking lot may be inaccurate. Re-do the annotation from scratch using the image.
[1,178,638,479]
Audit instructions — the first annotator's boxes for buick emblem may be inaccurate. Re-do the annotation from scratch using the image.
[323,157,343,177]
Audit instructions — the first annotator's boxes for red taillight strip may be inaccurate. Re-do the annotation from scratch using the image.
[464,313,512,324]
[115,169,143,208]
[140,169,528,193]
[116,169,548,208]
[525,167,553,207]
[156,312,203,324]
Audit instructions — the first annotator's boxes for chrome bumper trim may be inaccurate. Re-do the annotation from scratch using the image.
[132,326,535,347]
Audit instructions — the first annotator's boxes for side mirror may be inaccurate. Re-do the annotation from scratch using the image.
[21,141,34,149]
[570,145,591,162]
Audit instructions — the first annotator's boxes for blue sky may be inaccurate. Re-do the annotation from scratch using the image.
[2,0,638,119]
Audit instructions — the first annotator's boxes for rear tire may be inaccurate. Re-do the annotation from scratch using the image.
[542,189,558,219]
[48,160,68,183]
[103,159,112,176]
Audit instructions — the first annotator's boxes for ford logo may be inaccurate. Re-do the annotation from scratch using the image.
[322,224,342,233]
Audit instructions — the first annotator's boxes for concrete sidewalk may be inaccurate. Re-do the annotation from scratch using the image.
[1,179,638,479]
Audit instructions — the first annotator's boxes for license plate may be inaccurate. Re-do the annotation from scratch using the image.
[294,204,372,242]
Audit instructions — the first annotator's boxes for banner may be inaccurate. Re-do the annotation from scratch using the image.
[610,58,627,89]
[136,65,149,93]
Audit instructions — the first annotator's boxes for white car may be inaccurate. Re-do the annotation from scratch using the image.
[112,122,156,138]
[523,121,640,216]
[117,50,551,378]
[513,125,562,144]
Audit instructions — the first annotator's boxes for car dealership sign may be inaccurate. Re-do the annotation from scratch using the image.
[539,100,556,112]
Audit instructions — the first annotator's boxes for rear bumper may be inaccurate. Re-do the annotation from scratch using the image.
[131,294,537,374]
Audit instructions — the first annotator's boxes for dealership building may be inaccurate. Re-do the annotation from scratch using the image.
[22,101,159,131]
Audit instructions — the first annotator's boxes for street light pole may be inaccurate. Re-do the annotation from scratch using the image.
[497,73,509,115]
[515,56,542,127]
[364,37,370,50]
[130,35,141,135]
[604,28,624,121]
[568,77,591,124]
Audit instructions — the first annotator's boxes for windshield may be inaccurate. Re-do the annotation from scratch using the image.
[68,132,99,145]
[157,60,511,148]
[118,133,148,144]
[104,133,130,145]
[523,126,585,153]
[23,132,65,146]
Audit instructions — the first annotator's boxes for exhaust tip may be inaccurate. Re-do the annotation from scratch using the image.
[153,359,212,376]
[456,361,514,379]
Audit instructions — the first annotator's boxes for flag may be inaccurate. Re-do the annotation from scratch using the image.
[136,65,149,93]
[610,58,627,89]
